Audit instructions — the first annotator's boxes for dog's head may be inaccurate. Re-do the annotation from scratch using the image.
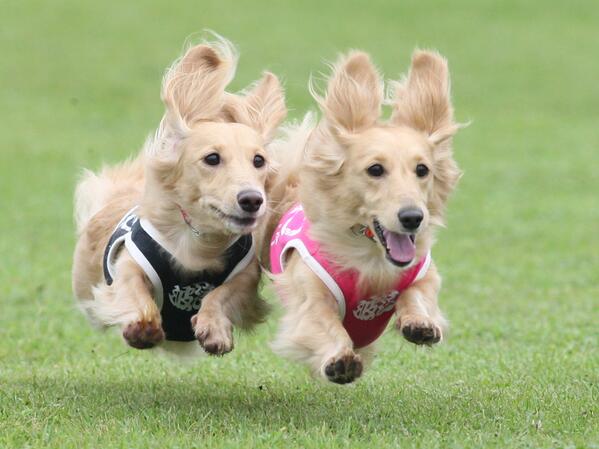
[303,50,461,269]
[147,38,286,236]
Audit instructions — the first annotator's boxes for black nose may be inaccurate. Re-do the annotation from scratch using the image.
[398,207,423,231]
[237,190,264,213]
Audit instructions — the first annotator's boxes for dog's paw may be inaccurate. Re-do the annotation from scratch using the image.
[397,316,442,346]
[191,313,233,356]
[322,349,363,384]
[122,319,164,349]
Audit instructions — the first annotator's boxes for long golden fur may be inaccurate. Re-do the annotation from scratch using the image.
[72,36,286,355]
[258,49,462,383]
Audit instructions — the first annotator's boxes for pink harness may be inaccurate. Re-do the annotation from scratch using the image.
[270,204,431,348]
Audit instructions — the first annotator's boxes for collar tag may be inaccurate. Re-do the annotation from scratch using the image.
[351,224,376,242]
[177,205,202,238]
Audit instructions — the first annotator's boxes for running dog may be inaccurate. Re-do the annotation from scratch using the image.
[72,37,286,355]
[259,49,462,383]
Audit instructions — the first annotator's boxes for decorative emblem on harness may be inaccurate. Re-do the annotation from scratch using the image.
[168,282,215,312]
[352,290,399,320]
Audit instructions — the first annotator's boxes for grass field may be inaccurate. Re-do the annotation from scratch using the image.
[1,1,598,448]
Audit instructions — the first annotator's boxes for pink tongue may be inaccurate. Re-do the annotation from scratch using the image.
[383,230,415,263]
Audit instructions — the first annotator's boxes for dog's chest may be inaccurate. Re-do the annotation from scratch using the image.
[103,208,254,342]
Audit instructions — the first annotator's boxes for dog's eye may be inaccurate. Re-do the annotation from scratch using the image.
[253,154,266,168]
[415,163,429,178]
[367,163,385,177]
[203,153,221,166]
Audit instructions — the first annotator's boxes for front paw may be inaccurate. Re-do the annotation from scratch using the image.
[191,313,233,356]
[397,315,442,346]
[122,318,164,349]
[322,349,363,384]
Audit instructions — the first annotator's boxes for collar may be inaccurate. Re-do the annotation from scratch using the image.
[350,224,376,242]
[177,205,202,238]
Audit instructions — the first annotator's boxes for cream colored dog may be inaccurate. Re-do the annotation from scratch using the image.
[259,50,461,383]
[72,37,286,355]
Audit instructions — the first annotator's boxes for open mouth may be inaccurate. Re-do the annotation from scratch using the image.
[210,206,257,230]
[372,219,416,267]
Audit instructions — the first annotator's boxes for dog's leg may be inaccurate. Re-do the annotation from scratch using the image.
[395,261,447,345]
[191,258,268,356]
[272,254,363,384]
[92,252,164,349]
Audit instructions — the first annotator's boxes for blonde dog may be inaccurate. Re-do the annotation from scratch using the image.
[72,37,286,355]
[259,50,461,383]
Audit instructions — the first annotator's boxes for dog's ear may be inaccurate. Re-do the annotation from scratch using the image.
[392,51,462,222]
[390,50,458,145]
[315,51,383,134]
[161,40,237,141]
[221,72,287,142]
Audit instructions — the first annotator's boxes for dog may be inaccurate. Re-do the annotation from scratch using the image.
[72,36,286,355]
[258,49,462,383]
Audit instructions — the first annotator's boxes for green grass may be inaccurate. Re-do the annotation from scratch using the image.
[1,0,598,448]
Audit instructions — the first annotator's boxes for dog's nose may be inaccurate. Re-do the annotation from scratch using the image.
[237,190,264,213]
[398,207,423,231]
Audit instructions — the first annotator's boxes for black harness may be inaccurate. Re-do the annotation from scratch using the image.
[103,208,254,341]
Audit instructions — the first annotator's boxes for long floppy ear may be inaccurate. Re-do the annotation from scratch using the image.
[392,50,462,223]
[314,51,383,134]
[221,72,287,141]
[390,50,458,144]
[161,39,237,138]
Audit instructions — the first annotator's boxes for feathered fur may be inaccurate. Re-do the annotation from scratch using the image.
[258,49,463,383]
[72,35,286,355]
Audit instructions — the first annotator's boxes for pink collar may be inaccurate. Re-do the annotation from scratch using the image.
[176,204,202,238]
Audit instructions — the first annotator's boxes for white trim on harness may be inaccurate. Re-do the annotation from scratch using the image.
[114,206,139,231]
[106,206,139,282]
[280,238,346,320]
[106,233,127,282]
[224,237,256,282]
[414,251,432,283]
[124,233,164,309]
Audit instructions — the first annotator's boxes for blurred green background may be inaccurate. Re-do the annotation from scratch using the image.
[1,1,598,448]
